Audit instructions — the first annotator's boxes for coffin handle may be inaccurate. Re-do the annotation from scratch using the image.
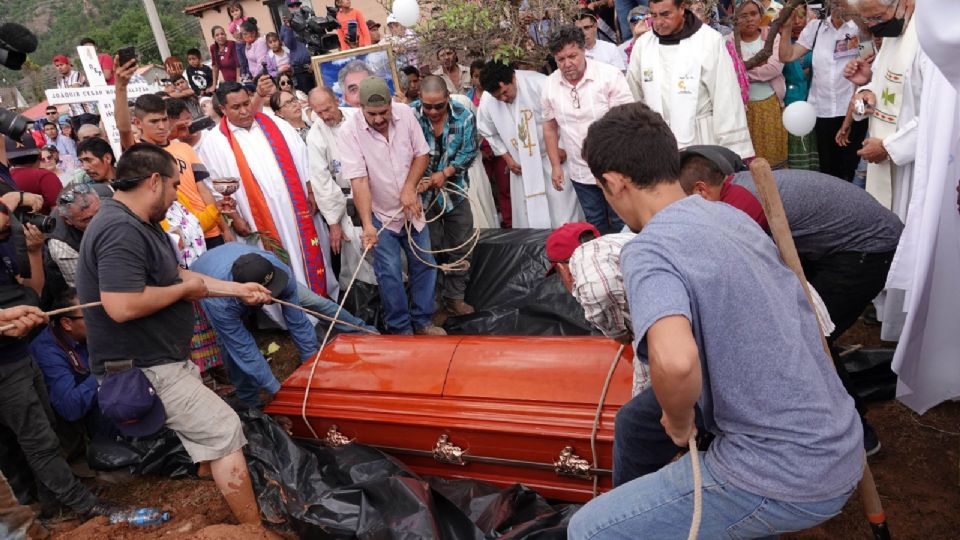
[554,446,593,480]
[433,434,467,466]
[323,425,354,447]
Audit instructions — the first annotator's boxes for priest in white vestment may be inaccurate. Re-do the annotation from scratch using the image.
[848,0,920,219]
[887,0,960,414]
[847,0,921,340]
[626,2,754,159]
[199,83,339,300]
[476,62,583,228]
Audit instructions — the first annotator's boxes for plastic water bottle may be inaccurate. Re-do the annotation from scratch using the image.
[108,507,171,526]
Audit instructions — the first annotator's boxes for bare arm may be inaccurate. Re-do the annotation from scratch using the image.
[114,57,138,151]
[543,119,562,170]
[647,315,702,446]
[100,278,205,323]
[21,224,44,295]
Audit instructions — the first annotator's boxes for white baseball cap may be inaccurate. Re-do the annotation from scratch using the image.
[386,14,399,25]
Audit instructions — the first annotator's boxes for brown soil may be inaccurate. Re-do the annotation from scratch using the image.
[48,321,960,539]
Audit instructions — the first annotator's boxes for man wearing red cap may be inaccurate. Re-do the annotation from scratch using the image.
[53,54,95,117]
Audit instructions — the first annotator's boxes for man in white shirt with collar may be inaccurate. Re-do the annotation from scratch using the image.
[575,10,627,72]
[305,86,374,286]
[542,25,633,234]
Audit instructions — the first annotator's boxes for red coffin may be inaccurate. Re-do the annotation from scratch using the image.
[264,335,633,502]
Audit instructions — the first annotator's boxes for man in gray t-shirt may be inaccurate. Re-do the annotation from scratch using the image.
[567,103,863,539]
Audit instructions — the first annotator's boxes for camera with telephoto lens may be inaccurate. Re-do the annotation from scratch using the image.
[0,22,38,142]
[13,210,55,233]
[289,5,341,55]
[0,108,30,142]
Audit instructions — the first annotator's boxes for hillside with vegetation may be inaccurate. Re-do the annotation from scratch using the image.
[0,0,205,103]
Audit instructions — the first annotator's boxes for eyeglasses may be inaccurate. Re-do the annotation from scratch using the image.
[57,182,93,204]
[629,14,647,23]
[279,99,299,108]
[570,86,581,109]
[861,0,899,23]
[420,101,448,111]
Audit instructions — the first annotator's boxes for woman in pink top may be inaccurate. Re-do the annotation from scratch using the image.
[335,0,371,50]
[240,18,271,78]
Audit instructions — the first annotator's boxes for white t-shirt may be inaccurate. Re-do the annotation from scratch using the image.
[797,18,864,118]
[586,39,627,72]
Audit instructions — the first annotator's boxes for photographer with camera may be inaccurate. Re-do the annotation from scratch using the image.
[0,136,119,522]
[7,137,61,215]
[281,0,317,93]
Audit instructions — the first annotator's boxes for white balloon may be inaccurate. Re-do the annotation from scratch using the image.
[781,101,817,137]
[392,0,420,27]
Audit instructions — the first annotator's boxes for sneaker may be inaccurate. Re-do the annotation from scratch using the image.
[444,298,475,317]
[863,422,881,457]
[81,500,125,521]
[414,324,447,336]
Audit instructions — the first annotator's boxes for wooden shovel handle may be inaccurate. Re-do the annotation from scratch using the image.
[749,159,889,539]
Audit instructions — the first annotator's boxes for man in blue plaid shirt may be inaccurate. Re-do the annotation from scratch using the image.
[411,75,480,318]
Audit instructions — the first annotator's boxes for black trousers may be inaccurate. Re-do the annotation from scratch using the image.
[0,356,96,514]
[802,250,896,417]
[426,200,474,301]
[815,116,869,182]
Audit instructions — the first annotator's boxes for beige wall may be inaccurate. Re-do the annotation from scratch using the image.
[193,0,390,56]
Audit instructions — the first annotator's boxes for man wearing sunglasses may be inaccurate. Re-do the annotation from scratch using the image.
[574,10,627,71]
[411,76,479,319]
[49,183,100,288]
[542,25,633,234]
[618,6,651,64]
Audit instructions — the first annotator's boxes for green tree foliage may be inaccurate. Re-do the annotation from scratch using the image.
[0,0,203,102]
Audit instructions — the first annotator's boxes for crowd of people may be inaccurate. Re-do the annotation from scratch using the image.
[0,0,954,536]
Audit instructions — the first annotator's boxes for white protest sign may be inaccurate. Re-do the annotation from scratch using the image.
[45,84,153,159]
[77,45,107,87]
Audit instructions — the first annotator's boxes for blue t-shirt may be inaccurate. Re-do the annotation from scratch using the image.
[622,196,863,502]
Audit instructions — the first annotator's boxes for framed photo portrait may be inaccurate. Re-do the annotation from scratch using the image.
[311,43,401,107]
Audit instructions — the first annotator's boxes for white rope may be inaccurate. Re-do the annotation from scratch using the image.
[590,344,625,498]
[299,207,404,439]
[404,180,481,274]
[688,435,702,540]
[589,345,701,537]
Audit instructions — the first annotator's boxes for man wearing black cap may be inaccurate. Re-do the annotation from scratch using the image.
[76,143,272,525]
[191,242,375,406]
[338,77,445,335]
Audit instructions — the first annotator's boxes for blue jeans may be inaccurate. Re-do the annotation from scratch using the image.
[297,284,378,335]
[569,452,854,539]
[613,388,705,486]
[614,0,648,42]
[572,181,625,235]
[371,217,437,334]
[853,158,868,189]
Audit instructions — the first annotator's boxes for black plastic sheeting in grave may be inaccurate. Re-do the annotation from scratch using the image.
[340,228,596,337]
[87,406,577,539]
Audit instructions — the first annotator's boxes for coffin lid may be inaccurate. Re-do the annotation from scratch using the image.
[284,335,633,406]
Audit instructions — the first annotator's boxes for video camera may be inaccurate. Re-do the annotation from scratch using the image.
[0,22,38,143]
[288,5,342,56]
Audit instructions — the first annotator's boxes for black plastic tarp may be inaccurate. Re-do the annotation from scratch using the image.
[88,406,576,538]
[340,229,595,336]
